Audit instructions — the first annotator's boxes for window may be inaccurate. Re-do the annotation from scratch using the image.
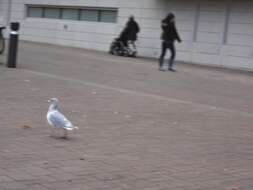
[62,9,79,20]
[44,8,60,19]
[27,7,43,18]
[80,10,99,22]
[26,5,118,23]
[100,10,117,23]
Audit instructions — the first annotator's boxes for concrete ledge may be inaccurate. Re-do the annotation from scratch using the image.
[178,61,253,76]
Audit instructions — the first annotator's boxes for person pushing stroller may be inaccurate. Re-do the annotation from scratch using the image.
[110,16,140,57]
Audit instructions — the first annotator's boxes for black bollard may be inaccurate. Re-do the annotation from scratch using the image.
[7,22,20,68]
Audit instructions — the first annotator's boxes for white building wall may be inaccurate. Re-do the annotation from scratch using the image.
[221,0,253,70]
[191,1,226,67]
[0,0,9,26]
[2,0,253,71]
[0,0,4,25]
[9,0,119,51]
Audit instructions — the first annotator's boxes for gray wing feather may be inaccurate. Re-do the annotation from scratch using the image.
[48,111,73,129]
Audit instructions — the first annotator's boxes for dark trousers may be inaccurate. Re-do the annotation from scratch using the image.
[159,41,176,69]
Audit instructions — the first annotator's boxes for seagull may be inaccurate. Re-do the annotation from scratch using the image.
[47,98,78,138]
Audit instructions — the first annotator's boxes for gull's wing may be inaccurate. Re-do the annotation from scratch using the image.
[47,110,73,130]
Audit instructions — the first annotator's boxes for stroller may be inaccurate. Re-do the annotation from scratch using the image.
[109,26,137,57]
[109,38,137,57]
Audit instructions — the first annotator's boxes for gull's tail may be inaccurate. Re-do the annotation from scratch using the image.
[64,126,78,131]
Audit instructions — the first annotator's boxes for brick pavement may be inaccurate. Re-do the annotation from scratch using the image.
[0,41,252,190]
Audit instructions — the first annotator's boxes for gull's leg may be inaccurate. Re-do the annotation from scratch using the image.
[50,127,55,137]
[63,129,68,139]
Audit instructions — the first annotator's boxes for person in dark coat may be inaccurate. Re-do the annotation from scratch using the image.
[118,26,129,47]
[117,16,139,51]
[159,13,181,72]
[126,16,140,49]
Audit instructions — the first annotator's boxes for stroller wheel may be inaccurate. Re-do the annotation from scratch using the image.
[123,50,129,57]
[131,51,137,57]
[113,48,120,56]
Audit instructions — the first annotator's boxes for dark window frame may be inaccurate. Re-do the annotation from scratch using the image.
[61,8,80,20]
[99,10,117,23]
[44,7,61,19]
[26,5,118,23]
[80,9,100,22]
[98,10,102,22]
[27,6,44,18]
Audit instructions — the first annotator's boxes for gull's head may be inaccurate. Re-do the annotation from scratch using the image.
[48,98,59,110]
[48,98,59,104]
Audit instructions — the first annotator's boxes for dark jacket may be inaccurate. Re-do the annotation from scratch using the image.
[126,19,140,41]
[161,19,181,42]
[118,27,129,46]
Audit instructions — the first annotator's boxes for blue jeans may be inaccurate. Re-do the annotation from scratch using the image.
[159,41,176,69]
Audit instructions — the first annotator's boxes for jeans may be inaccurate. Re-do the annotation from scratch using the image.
[159,41,176,69]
